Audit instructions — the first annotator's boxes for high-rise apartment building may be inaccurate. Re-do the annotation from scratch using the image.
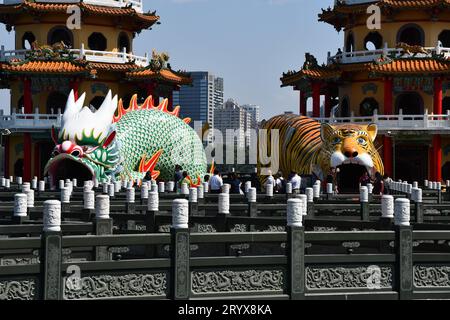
[173,72,224,143]
[241,104,261,129]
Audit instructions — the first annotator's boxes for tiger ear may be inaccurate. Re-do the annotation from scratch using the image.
[320,123,334,142]
[366,123,378,142]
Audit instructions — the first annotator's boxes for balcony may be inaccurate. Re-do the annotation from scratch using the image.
[327,42,450,65]
[0,111,62,132]
[0,44,149,67]
[1,110,450,134]
[2,0,144,13]
[315,110,450,133]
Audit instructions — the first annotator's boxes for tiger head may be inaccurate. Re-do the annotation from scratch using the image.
[320,123,384,179]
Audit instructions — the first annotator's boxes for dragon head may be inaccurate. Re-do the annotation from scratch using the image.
[44,90,121,186]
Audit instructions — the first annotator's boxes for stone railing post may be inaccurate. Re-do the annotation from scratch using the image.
[360,186,370,221]
[13,193,28,224]
[95,195,112,261]
[287,198,305,300]
[41,200,62,300]
[189,187,198,216]
[126,187,136,214]
[306,187,314,217]
[394,198,413,300]
[411,188,423,223]
[380,195,394,229]
[170,199,190,300]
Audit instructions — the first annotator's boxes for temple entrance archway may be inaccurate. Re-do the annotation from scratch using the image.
[395,92,424,115]
[395,144,428,182]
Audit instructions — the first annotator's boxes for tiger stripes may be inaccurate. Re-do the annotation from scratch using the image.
[258,114,384,183]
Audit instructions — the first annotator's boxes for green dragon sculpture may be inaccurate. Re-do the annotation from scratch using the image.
[44,90,207,186]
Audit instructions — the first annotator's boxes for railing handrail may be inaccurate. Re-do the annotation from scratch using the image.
[316,111,450,130]
[0,46,149,66]
[327,42,450,65]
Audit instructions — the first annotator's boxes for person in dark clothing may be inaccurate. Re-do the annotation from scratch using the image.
[359,172,370,187]
[174,165,183,186]
[373,172,384,195]
[229,172,241,194]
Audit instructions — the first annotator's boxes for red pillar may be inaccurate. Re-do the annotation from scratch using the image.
[146,82,157,105]
[312,82,321,118]
[433,135,442,182]
[383,136,393,177]
[384,77,393,115]
[300,91,307,116]
[70,79,79,101]
[23,77,32,182]
[324,87,332,118]
[34,143,40,179]
[434,77,443,115]
[23,133,31,182]
[23,78,32,114]
[167,91,174,112]
[429,146,435,181]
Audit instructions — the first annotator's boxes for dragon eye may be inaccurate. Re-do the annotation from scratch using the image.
[357,137,367,145]
[71,150,81,157]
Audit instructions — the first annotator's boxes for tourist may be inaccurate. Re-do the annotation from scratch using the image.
[204,174,210,183]
[383,174,393,195]
[266,170,276,188]
[372,172,384,195]
[359,172,370,187]
[229,172,241,194]
[178,171,190,191]
[275,172,286,193]
[209,169,223,194]
[289,171,301,193]
[174,165,183,186]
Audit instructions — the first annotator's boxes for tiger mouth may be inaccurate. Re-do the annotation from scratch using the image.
[336,163,370,193]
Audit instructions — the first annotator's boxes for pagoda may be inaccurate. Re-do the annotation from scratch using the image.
[0,0,191,182]
[281,0,450,183]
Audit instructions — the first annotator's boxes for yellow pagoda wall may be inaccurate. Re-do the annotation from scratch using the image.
[14,14,134,52]
[345,9,450,51]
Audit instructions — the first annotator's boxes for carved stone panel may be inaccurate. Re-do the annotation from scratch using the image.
[414,265,450,288]
[63,272,168,300]
[0,278,36,300]
[306,265,393,290]
[191,269,285,294]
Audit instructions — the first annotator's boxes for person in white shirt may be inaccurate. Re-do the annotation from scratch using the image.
[209,169,223,194]
[266,170,276,189]
[289,171,301,192]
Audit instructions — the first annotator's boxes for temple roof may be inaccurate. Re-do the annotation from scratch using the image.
[319,0,450,29]
[126,68,192,85]
[0,0,159,31]
[281,57,450,87]
[0,60,87,75]
[0,60,191,85]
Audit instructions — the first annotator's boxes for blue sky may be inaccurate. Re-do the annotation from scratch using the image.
[0,0,341,119]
